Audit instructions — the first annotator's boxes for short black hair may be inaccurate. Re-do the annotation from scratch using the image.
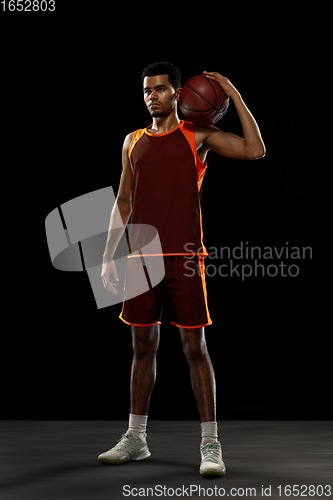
[142,62,181,91]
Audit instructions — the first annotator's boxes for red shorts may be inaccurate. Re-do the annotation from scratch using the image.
[119,255,212,329]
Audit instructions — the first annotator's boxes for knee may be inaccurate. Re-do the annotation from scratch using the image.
[182,337,207,362]
[132,326,159,360]
[133,338,158,360]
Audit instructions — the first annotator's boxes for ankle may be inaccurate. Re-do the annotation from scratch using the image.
[128,414,148,439]
[201,421,218,445]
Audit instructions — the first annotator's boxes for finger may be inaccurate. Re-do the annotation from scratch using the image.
[107,280,118,294]
[204,74,219,82]
[106,283,118,294]
[204,72,226,82]
[102,274,118,294]
[203,71,221,78]
[101,264,117,291]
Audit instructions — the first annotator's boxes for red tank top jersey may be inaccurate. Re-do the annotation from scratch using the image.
[127,120,208,257]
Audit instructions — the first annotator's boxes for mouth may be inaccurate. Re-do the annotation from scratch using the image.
[149,102,161,109]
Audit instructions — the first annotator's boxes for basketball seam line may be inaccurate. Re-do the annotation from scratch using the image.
[183,75,220,107]
[205,76,218,107]
[181,99,229,125]
[180,102,215,114]
[181,77,226,114]
[182,82,216,110]
[180,98,228,117]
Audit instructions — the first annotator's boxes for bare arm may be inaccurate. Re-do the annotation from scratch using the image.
[101,132,133,293]
[200,71,266,160]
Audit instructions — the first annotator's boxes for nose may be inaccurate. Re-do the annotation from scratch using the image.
[150,89,158,100]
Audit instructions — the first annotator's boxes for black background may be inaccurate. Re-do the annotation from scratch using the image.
[2,4,330,420]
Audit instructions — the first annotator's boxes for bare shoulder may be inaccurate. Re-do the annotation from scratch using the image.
[121,132,136,172]
[123,131,135,151]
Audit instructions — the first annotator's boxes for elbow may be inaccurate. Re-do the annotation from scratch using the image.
[250,143,266,160]
[117,196,132,216]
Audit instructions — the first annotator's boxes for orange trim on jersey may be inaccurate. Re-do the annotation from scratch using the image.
[128,129,145,172]
[179,121,197,163]
[178,121,208,192]
[127,252,207,258]
[144,122,182,137]
[184,120,209,258]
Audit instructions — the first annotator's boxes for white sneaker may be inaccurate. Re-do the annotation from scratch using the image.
[200,440,226,477]
[98,431,151,464]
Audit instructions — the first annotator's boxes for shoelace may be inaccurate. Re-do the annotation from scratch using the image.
[201,441,220,463]
[113,433,136,451]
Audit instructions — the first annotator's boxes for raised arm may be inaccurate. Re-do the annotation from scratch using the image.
[198,71,266,160]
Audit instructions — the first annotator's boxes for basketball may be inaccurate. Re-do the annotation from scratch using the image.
[179,74,229,126]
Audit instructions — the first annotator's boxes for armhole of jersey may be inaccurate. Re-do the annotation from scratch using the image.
[128,129,145,173]
[179,121,208,192]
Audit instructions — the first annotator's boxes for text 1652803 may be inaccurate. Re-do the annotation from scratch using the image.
[1,0,55,11]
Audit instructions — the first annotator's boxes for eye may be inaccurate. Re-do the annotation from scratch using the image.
[158,88,165,92]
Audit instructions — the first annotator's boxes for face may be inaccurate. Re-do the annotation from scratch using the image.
[143,74,181,117]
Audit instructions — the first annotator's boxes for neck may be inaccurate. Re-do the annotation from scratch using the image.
[150,109,181,134]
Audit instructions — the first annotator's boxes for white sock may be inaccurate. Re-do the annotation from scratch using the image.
[201,421,218,445]
[128,414,148,438]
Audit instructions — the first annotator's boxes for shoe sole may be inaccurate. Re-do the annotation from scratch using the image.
[98,450,151,465]
[200,467,226,477]
[131,450,151,461]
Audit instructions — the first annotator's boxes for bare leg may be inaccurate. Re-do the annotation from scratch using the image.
[130,324,160,415]
[179,327,216,422]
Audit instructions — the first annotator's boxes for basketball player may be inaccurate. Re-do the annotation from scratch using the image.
[100,62,265,477]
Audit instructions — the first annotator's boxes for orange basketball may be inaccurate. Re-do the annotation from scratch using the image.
[179,74,229,126]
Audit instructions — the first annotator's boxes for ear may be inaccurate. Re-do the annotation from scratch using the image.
[175,87,182,101]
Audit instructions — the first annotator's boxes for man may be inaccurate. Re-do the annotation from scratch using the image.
[99,62,265,477]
